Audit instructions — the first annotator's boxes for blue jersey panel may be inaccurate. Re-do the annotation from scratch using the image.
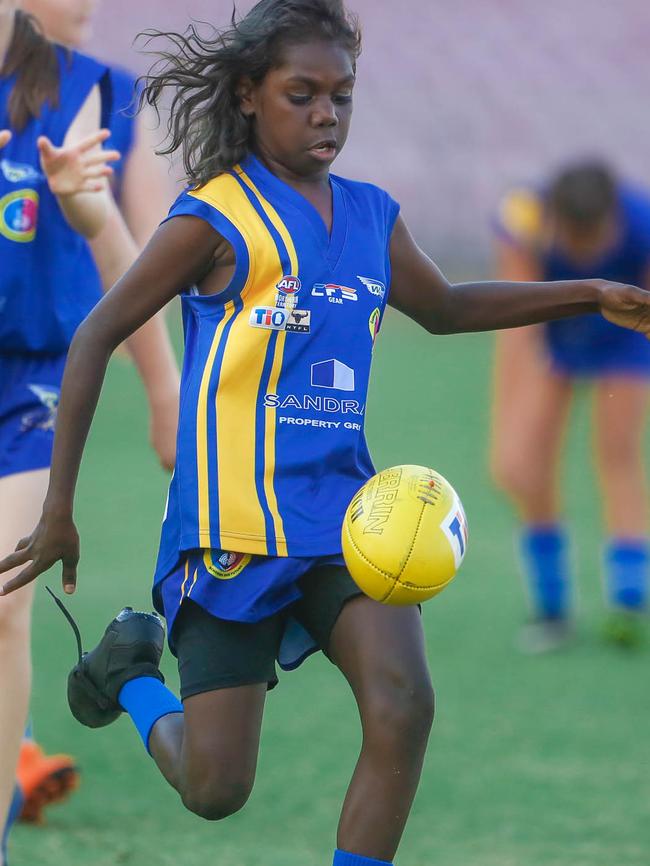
[0,47,109,354]
[153,155,399,591]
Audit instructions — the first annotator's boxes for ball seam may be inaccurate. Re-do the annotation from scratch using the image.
[383,500,427,603]
[343,520,395,581]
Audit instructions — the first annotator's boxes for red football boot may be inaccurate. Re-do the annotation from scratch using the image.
[16,740,80,824]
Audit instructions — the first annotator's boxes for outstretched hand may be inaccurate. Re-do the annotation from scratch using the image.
[0,510,80,597]
[597,279,650,336]
[0,129,11,149]
[38,128,120,196]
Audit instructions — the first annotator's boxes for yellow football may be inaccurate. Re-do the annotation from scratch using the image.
[342,465,468,605]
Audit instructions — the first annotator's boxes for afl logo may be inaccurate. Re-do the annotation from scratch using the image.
[203,550,252,580]
[276,275,301,295]
[0,189,39,243]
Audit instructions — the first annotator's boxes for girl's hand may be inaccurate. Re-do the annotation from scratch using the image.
[597,279,650,336]
[0,509,80,597]
[38,128,120,196]
[0,130,11,149]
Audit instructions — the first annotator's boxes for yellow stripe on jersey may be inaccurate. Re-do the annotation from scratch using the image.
[189,172,295,554]
[236,167,301,557]
[194,298,237,545]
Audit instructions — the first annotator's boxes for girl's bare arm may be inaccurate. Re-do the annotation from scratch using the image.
[0,215,221,595]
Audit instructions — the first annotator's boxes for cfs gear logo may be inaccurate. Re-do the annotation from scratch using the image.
[1,159,41,184]
[311,282,357,304]
[311,359,355,391]
[369,308,381,344]
[21,384,59,432]
[0,189,39,242]
[358,276,386,300]
[203,550,252,580]
[275,275,301,309]
[249,307,311,334]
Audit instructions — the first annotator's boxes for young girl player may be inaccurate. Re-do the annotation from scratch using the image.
[2,2,650,864]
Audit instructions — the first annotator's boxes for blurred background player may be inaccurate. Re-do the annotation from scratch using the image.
[490,160,650,652]
[23,0,173,248]
[0,4,179,858]
[14,0,179,827]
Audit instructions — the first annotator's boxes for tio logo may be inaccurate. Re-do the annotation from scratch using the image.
[250,307,287,330]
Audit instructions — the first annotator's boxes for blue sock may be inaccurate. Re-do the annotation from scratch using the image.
[519,524,571,619]
[23,718,33,742]
[604,538,649,611]
[2,785,23,865]
[118,677,183,755]
[333,851,392,866]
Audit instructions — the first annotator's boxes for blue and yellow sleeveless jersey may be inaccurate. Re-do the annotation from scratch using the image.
[0,46,109,355]
[154,154,399,578]
[494,184,650,374]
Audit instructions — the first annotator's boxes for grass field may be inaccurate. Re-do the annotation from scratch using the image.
[11,308,650,866]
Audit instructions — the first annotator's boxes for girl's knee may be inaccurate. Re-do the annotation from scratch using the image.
[364,670,435,745]
[180,774,253,821]
[491,449,539,503]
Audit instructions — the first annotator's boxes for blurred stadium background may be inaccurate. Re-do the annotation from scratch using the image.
[11,2,650,865]
[88,0,650,275]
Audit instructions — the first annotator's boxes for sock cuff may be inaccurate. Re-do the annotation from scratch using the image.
[521,524,567,552]
[118,676,183,755]
[604,538,650,561]
[333,850,393,866]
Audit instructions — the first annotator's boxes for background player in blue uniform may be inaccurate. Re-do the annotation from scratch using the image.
[3,4,650,866]
[0,5,117,858]
[22,0,178,467]
[490,162,650,652]
[0,3,179,856]
[10,0,180,826]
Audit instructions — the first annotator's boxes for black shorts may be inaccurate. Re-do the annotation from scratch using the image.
[171,564,362,700]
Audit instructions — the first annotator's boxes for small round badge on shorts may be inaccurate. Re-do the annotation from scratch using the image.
[203,550,252,580]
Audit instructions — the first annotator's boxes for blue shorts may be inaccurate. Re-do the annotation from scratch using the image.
[0,354,66,479]
[154,548,351,671]
[545,315,650,377]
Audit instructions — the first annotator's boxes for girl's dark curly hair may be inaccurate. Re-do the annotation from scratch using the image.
[138,0,361,187]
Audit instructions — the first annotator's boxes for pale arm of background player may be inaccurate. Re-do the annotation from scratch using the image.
[120,105,174,249]
[0,129,10,147]
[38,85,119,238]
[388,214,650,335]
[90,201,180,471]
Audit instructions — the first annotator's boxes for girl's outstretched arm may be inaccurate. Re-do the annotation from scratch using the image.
[0,216,221,596]
[388,214,650,336]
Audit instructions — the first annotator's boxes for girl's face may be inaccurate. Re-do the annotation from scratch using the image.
[240,39,355,180]
[21,0,97,46]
